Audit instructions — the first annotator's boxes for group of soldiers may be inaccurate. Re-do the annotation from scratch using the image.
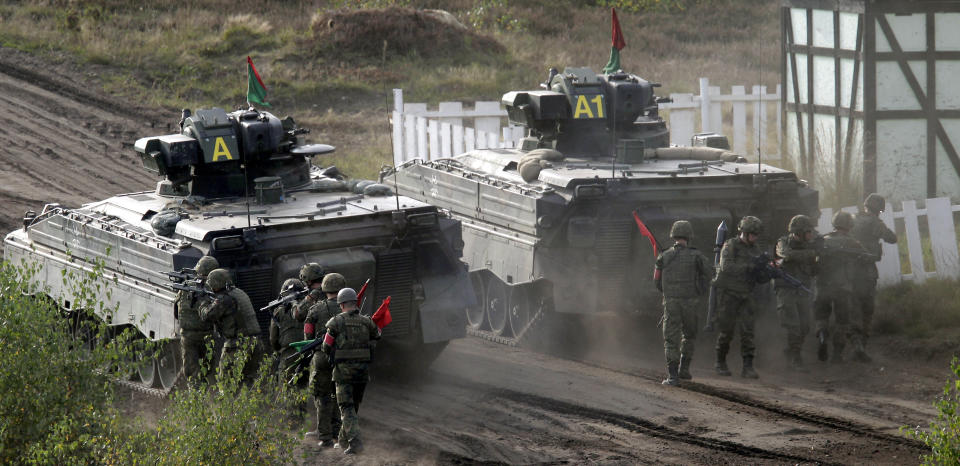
[655,193,897,386]
[173,260,380,455]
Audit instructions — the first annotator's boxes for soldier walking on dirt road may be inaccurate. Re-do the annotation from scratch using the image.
[199,268,265,383]
[775,215,818,371]
[655,220,714,386]
[303,272,346,447]
[322,287,381,455]
[712,216,763,379]
[814,212,871,363]
[850,193,897,355]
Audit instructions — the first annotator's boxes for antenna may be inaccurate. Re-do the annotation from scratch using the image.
[384,80,402,212]
[757,47,762,174]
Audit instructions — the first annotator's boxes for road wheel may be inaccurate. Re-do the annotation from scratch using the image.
[156,341,181,390]
[508,285,531,337]
[466,273,486,330]
[485,278,509,336]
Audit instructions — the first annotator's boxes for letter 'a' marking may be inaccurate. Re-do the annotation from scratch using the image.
[212,137,233,161]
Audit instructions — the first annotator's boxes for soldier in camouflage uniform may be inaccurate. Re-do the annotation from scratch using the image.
[712,216,764,379]
[175,255,219,386]
[655,220,714,386]
[775,215,818,370]
[322,287,381,455]
[270,278,305,378]
[814,211,870,363]
[199,268,266,382]
[303,272,346,447]
[850,193,897,353]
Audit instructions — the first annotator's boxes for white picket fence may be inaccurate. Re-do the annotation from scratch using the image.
[819,197,960,286]
[390,78,782,166]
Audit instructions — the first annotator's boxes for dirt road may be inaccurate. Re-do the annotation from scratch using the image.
[0,49,168,239]
[295,328,934,465]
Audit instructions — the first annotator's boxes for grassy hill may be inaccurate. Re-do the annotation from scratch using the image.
[0,0,779,178]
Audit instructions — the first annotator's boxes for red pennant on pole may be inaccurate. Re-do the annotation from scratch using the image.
[356,278,370,304]
[632,210,659,257]
[611,8,626,51]
[372,296,392,330]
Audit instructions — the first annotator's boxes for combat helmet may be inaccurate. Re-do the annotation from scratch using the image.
[194,256,219,278]
[738,216,763,235]
[832,211,854,230]
[864,193,885,213]
[299,263,325,285]
[337,287,358,304]
[670,220,694,240]
[788,215,814,235]
[281,278,305,297]
[321,273,346,293]
[206,268,232,291]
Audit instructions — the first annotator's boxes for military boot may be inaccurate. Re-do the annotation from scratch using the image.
[816,330,829,362]
[741,356,759,379]
[344,438,364,455]
[789,349,808,372]
[678,356,693,380]
[662,362,679,386]
[715,352,731,376]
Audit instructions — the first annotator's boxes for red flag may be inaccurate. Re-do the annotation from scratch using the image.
[632,210,659,257]
[372,296,392,330]
[611,8,626,51]
[356,278,370,304]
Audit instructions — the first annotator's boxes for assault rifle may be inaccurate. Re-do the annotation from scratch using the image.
[259,288,310,313]
[751,252,813,294]
[283,337,325,385]
[166,268,197,283]
[814,236,879,261]
[704,220,728,332]
[165,269,214,297]
[167,282,216,297]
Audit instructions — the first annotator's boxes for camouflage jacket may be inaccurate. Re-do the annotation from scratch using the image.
[817,231,866,294]
[713,237,761,295]
[200,286,260,346]
[304,298,340,341]
[775,234,818,288]
[270,303,302,352]
[322,309,381,383]
[175,289,213,334]
[655,243,714,298]
[851,212,897,283]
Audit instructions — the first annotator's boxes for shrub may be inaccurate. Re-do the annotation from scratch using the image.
[903,356,960,464]
[873,278,960,338]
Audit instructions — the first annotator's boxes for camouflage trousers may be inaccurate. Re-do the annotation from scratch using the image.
[662,297,700,365]
[853,279,877,345]
[218,336,266,383]
[776,287,812,356]
[180,330,213,384]
[309,353,340,441]
[814,289,862,355]
[714,290,756,358]
[335,381,367,444]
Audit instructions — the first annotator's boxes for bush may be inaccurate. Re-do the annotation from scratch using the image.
[0,260,302,463]
[873,278,960,338]
[904,356,960,464]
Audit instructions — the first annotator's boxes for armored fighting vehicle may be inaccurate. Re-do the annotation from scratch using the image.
[384,67,818,343]
[4,107,472,390]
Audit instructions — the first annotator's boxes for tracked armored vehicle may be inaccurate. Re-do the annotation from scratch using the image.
[4,107,472,390]
[384,67,818,343]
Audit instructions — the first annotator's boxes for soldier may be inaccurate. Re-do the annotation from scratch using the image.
[322,287,381,455]
[175,255,219,385]
[199,268,266,382]
[850,193,897,353]
[712,216,763,379]
[303,272,346,447]
[775,215,819,370]
[293,263,325,323]
[654,220,713,386]
[814,211,870,363]
[270,278,305,370]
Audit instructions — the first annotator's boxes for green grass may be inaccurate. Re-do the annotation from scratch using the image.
[875,278,960,338]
